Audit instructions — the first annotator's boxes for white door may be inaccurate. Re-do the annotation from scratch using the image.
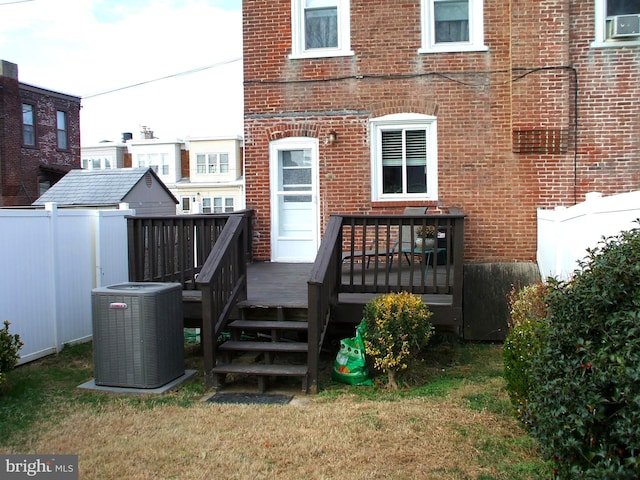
[270,138,319,262]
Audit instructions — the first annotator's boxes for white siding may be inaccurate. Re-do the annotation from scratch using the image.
[537,191,640,281]
[0,205,133,363]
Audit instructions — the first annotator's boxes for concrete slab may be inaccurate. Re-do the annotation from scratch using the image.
[77,370,197,394]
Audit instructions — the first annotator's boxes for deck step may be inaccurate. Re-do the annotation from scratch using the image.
[218,341,308,353]
[228,320,308,331]
[211,363,308,377]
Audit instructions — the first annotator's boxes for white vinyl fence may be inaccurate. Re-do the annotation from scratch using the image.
[0,204,133,364]
[537,191,640,281]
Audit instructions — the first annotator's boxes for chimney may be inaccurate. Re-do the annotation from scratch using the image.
[122,132,133,143]
[140,126,154,139]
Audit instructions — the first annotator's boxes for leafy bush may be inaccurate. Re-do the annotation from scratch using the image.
[525,226,640,479]
[503,283,549,414]
[361,292,433,389]
[0,320,23,389]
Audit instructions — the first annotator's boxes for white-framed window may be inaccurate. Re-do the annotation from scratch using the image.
[56,110,68,149]
[202,196,235,214]
[290,0,353,59]
[196,153,229,174]
[82,156,115,170]
[137,153,169,175]
[420,0,487,54]
[593,0,640,47]
[370,114,438,201]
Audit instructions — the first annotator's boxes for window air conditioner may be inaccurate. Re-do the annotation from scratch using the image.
[608,14,640,38]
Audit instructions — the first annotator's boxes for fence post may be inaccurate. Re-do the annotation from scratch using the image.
[44,203,62,352]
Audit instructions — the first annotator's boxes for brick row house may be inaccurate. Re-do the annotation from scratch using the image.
[0,60,81,206]
[242,0,639,268]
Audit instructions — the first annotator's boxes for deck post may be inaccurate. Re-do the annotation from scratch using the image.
[200,283,216,388]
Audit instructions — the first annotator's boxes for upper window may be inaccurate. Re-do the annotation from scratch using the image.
[56,110,68,150]
[420,0,487,53]
[594,0,640,46]
[290,0,353,58]
[137,153,169,175]
[370,114,438,202]
[196,153,229,174]
[22,103,35,146]
[82,156,115,170]
[202,196,235,214]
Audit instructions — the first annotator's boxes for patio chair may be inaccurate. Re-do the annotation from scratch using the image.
[342,207,427,269]
[390,207,445,270]
[341,237,395,268]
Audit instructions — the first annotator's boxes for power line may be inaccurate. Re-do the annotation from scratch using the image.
[81,57,242,99]
[0,0,34,5]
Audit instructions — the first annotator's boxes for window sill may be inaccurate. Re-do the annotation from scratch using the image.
[590,39,640,49]
[289,50,355,60]
[419,44,489,54]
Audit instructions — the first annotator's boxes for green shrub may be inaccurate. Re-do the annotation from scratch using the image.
[361,292,433,390]
[525,226,640,479]
[503,283,549,414]
[0,320,23,389]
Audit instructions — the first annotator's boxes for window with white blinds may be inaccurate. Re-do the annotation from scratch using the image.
[371,115,438,201]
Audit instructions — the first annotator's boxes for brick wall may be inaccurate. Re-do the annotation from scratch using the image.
[0,63,81,206]
[243,0,639,262]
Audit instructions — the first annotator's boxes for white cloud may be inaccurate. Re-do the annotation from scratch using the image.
[1,0,243,144]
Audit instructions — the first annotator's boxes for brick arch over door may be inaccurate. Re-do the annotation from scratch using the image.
[266,123,320,142]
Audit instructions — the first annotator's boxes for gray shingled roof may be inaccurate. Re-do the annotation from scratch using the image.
[33,167,176,206]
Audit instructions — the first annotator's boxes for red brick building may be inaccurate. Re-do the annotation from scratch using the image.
[0,60,81,206]
[243,0,639,264]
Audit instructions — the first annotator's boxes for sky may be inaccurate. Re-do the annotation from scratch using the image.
[0,0,244,145]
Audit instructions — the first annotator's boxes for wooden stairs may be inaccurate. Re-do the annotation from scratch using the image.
[211,304,310,393]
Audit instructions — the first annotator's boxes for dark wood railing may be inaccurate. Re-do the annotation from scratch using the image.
[340,214,464,296]
[127,211,252,288]
[196,215,248,388]
[307,216,343,394]
[307,213,465,390]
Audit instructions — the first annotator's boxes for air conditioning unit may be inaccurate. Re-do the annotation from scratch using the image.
[91,282,184,388]
[608,14,640,38]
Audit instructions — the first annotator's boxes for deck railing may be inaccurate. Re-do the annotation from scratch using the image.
[307,212,465,391]
[196,215,249,388]
[127,210,252,288]
[340,214,465,296]
[308,215,343,394]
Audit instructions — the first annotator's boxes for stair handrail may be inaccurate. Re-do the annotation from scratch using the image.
[307,215,343,394]
[196,214,248,388]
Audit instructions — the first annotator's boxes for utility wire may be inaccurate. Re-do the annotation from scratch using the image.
[82,56,242,99]
[0,0,34,5]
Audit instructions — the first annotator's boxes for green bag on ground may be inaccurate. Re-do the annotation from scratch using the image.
[332,321,373,386]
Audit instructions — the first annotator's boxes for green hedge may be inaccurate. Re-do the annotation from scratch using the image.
[525,226,640,479]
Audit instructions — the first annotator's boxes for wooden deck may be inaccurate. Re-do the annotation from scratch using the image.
[235,261,454,308]
[224,261,455,327]
[240,262,313,308]
[185,261,454,324]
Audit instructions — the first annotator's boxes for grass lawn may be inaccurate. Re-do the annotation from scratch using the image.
[0,339,550,479]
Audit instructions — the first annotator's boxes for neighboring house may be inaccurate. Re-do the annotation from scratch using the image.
[0,60,81,206]
[32,167,178,216]
[81,139,128,170]
[242,1,640,264]
[178,136,244,214]
[82,130,245,215]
